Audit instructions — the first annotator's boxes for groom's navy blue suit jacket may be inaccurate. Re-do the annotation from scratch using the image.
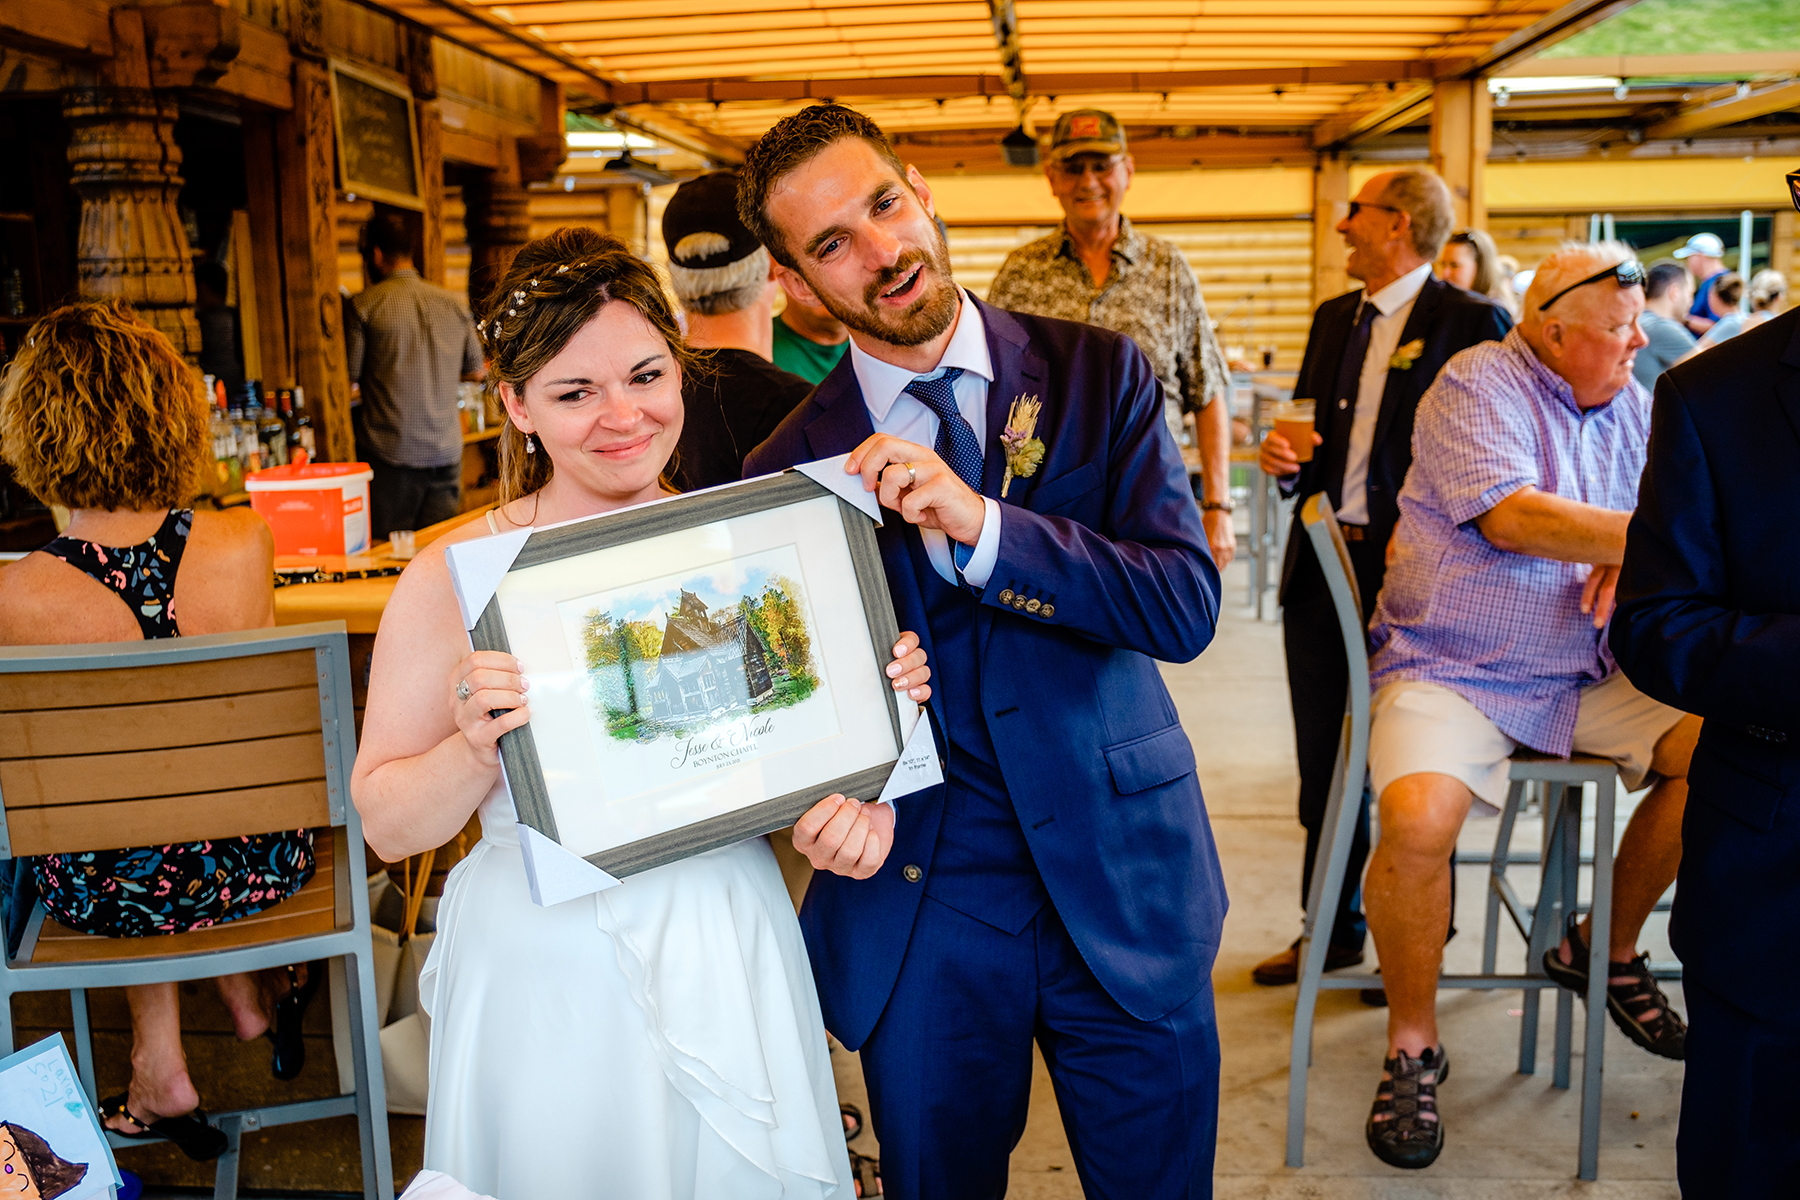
[744,298,1228,1049]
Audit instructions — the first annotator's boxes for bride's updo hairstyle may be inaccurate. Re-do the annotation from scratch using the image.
[477,227,697,503]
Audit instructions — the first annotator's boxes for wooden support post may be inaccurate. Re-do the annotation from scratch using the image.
[275,59,353,462]
[464,137,531,310]
[241,110,291,388]
[64,9,200,358]
[418,102,445,285]
[1430,79,1491,232]
[1312,152,1349,309]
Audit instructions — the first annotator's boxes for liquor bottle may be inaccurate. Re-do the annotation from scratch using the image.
[256,384,289,468]
[208,378,242,494]
[288,385,316,465]
[230,392,261,476]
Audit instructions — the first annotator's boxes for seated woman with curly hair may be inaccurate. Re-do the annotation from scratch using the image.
[0,301,318,1162]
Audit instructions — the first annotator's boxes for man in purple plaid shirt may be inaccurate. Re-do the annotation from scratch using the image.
[1356,243,1701,1170]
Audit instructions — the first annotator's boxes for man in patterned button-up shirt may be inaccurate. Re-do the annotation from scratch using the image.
[988,109,1234,565]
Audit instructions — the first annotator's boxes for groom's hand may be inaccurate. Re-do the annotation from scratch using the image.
[847,435,986,546]
[793,794,894,879]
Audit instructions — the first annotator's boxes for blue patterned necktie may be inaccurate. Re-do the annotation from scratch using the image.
[903,368,983,493]
[902,367,982,582]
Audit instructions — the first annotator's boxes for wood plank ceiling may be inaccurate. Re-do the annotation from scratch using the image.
[385,0,1628,162]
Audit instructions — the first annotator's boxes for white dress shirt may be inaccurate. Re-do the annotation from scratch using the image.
[848,290,1002,587]
[1336,261,1432,525]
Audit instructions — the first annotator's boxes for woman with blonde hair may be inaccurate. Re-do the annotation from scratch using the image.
[352,226,930,1196]
[1697,268,1788,349]
[1437,228,1519,318]
[0,301,318,1162]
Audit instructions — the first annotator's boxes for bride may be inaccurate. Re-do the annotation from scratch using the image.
[350,227,927,1197]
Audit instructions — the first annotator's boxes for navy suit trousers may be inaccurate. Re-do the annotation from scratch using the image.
[859,895,1219,1200]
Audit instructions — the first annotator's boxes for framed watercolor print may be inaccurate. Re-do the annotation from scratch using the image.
[458,473,914,878]
[328,60,425,211]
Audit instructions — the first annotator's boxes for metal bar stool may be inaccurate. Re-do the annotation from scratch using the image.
[1283,495,1618,1181]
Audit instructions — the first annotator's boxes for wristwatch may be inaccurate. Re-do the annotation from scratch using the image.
[1201,499,1235,513]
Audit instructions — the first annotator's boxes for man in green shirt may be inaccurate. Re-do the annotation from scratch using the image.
[769,260,850,384]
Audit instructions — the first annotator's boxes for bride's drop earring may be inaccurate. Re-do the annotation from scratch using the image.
[525,434,536,454]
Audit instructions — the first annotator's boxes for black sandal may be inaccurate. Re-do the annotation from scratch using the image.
[1541,916,1685,1060]
[839,1102,864,1143]
[1366,1045,1449,1169]
[101,1093,228,1162]
[848,1148,882,1197]
[268,961,324,1081]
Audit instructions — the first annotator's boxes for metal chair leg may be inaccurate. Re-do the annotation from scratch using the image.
[344,947,396,1200]
[69,988,99,1105]
[211,1115,243,1200]
[1484,779,1526,976]
[1553,786,1581,1091]
[1285,713,1365,1169]
[1578,776,1616,1182]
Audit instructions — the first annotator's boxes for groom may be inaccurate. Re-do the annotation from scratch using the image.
[740,105,1227,1199]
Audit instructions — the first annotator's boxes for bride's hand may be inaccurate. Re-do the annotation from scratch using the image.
[450,651,531,767]
[887,630,932,703]
[793,795,894,879]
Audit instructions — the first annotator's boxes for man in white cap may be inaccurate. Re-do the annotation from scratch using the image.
[1674,232,1727,336]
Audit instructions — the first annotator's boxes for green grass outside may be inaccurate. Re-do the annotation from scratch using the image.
[753,674,818,714]
[1543,0,1800,59]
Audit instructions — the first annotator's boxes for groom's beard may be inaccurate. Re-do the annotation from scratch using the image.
[810,238,960,349]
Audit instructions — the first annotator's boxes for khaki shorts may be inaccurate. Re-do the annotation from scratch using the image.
[1368,674,1687,811]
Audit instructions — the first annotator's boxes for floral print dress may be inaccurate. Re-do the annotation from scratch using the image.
[32,510,314,937]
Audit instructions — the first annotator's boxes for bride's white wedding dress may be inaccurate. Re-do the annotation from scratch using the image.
[418,780,853,1198]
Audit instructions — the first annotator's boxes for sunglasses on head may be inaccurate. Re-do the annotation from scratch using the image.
[1537,259,1646,313]
[1346,200,1402,219]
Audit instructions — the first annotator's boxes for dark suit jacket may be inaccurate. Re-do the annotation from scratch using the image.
[1610,307,1800,1023]
[743,298,1227,1047]
[1279,277,1512,599]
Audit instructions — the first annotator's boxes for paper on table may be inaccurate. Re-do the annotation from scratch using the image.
[518,823,622,907]
[444,527,532,631]
[876,711,943,806]
[0,1034,121,1200]
[795,454,883,526]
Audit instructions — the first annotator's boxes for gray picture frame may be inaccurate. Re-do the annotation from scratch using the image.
[470,472,906,878]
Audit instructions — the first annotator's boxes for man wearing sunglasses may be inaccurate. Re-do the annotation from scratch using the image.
[989,110,1235,568]
[1250,171,1511,995]
[1609,169,1800,1196]
[1354,242,1697,1169]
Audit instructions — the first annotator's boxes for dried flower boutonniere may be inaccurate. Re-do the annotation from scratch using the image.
[1000,395,1046,498]
[1389,338,1426,371]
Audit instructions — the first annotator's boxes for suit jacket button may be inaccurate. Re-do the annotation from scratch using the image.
[1041,603,1054,618]
[998,588,1015,605]
[1025,598,1042,613]
[902,864,922,883]
[1012,595,1027,610]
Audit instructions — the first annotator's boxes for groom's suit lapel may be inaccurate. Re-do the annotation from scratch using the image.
[802,356,948,738]
[973,300,1045,650]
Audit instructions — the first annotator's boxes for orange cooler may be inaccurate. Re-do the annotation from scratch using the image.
[246,463,374,556]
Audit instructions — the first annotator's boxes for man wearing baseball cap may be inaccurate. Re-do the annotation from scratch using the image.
[989,109,1236,568]
[1673,232,1727,336]
[662,170,813,491]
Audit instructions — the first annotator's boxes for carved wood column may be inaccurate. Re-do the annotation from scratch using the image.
[464,137,531,312]
[1312,151,1350,309]
[63,10,199,358]
[405,22,446,286]
[275,58,353,463]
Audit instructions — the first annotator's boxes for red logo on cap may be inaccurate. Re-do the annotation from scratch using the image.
[1068,115,1101,139]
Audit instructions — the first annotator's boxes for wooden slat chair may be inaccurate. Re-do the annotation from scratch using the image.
[0,622,392,1200]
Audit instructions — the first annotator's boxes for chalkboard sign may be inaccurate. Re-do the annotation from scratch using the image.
[329,60,424,211]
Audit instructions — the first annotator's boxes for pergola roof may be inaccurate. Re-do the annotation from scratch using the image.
[390,0,1638,158]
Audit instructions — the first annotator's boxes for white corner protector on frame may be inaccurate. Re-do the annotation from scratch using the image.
[518,823,622,906]
[877,710,942,806]
[795,454,884,526]
[444,527,532,631]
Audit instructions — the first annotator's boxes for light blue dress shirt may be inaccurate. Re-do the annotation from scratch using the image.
[847,290,1003,588]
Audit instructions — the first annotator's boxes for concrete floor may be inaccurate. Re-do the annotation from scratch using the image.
[33,539,1685,1197]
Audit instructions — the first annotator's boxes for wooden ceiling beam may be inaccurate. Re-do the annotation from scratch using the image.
[600,59,1463,104]
[1645,77,1800,140]
[1311,82,1434,147]
[1466,0,1641,78]
[1498,52,1800,78]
